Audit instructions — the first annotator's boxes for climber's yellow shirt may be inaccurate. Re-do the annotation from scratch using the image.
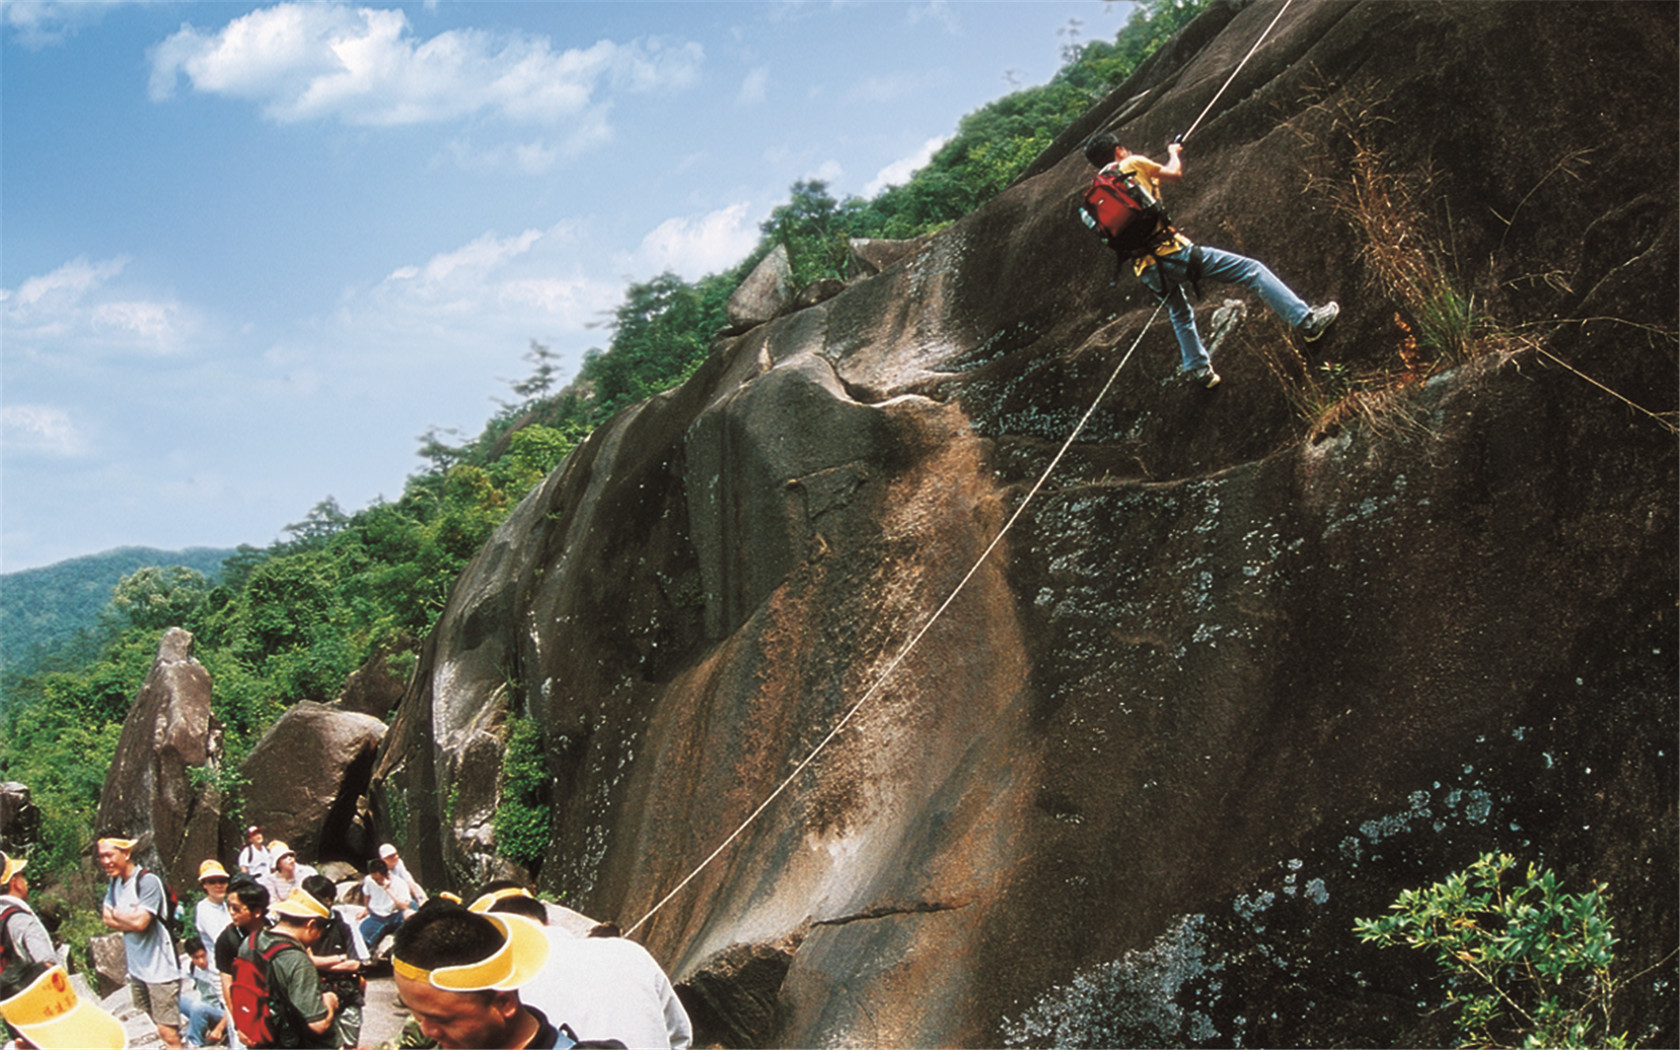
[1113,155,1192,276]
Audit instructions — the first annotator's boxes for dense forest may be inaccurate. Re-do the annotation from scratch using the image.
[0,546,235,677]
[0,0,1209,924]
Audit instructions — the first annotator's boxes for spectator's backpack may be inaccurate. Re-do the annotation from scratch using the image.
[0,902,24,974]
[229,929,303,1048]
[1082,168,1177,259]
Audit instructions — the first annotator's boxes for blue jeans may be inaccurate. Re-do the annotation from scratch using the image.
[360,910,403,952]
[179,990,224,1045]
[1148,245,1311,372]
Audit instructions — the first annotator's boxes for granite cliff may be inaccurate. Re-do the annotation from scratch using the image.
[371,2,1678,1045]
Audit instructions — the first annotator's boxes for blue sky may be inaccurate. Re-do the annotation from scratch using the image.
[2,0,1130,572]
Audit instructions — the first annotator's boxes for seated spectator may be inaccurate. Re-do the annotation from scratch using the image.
[377,844,428,906]
[470,881,693,1049]
[262,842,317,905]
[178,936,228,1047]
[0,961,126,1050]
[358,858,414,956]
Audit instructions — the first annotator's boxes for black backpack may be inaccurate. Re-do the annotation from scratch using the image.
[135,867,184,942]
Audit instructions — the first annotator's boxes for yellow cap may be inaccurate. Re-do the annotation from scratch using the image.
[198,859,229,882]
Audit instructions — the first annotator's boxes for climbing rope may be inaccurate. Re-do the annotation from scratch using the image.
[1182,0,1295,143]
[624,303,1165,938]
[623,0,1298,939]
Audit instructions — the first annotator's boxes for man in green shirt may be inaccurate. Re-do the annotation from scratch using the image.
[237,888,340,1049]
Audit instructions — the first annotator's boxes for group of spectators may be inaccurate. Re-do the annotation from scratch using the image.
[0,831,694,1050]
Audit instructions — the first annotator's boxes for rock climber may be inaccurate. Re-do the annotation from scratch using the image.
[1081,130,1339,388]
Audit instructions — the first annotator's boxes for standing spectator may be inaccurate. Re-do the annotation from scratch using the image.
[97,834,182,1049]
[237,827,271,881]
[302,874,365,1049]
[358,859,413,956]
[1,850,60,978]
[214,877,269,1050]
[234,890,339,1049]
[263,842,317,906]
[377,844,427,907]
[389,903,585,1050]
[472,882,692,1049]
[177,936,228,1047]
[195,860,234,974]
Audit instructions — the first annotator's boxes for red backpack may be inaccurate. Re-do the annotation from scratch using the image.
[228,929,303,1047]
[1083,169,1176,259]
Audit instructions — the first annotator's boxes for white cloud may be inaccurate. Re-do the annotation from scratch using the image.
[865,135,949,196]
[148,3,704,131]
[1,404,91,457]
[2,0,126,48]
[738,66,769,106]
[1,256,199,355]
[328,223,625,367]
[627,204,761,282]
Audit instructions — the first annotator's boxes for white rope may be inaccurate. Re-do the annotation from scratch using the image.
[624,0,1299,939]
[1182,0,1295,142]
[624,303,1165,937]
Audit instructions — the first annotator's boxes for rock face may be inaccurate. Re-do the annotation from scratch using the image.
[95,627,223,892]
[0,781,41,853]
[725,244,794,331]
[372,3,1677,1046]
[239,701,387,864]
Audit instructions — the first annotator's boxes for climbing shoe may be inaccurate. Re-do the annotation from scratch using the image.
[1186,365,1221,389]
[1299,302,1340,342]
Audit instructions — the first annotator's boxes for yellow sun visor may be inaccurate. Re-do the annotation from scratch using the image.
[392,913,549,992]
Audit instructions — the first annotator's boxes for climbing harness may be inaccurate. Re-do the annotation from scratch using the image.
[623,0,1297,940]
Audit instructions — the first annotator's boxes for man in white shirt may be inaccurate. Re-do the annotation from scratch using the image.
[97,835,181,1049]
[359,857,414,954]
[472,882,692,1049]
[378,843,428,906]
[1,851,59,975]
[236,826,271,881]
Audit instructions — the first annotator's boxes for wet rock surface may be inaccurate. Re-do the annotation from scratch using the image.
[373,2,1677,1046]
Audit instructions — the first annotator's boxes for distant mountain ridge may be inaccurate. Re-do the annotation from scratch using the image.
[0,546,237,677]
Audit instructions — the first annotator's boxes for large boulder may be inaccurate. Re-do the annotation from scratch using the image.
[86,933,128,998]
[725,244,794,331]
[375,3,1677,1046]
[329,652,406,720]
[95,628,222,891]
[0,781,41,853]
[239,702,387,863]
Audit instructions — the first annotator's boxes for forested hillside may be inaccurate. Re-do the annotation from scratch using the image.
[0,546,234,680]
[0,0,1211,912]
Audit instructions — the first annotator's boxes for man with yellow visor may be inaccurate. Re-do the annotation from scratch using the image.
[391,900,625,1049]
[232,887,340,1048]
